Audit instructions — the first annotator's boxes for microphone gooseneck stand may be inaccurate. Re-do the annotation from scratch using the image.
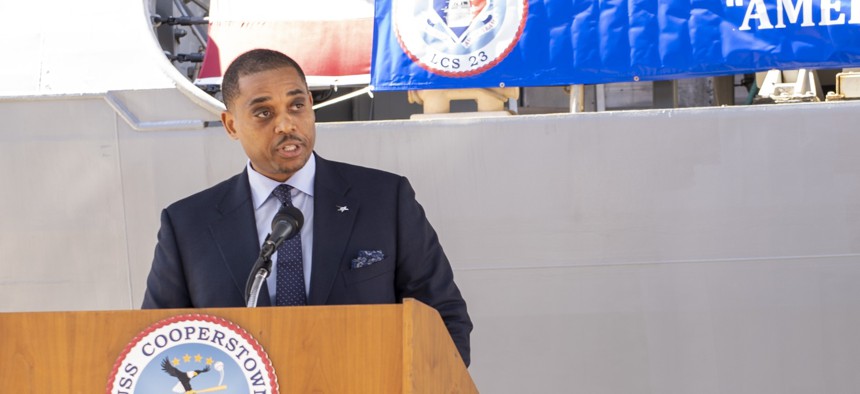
[244,203,304,307]
[245,237,277,307]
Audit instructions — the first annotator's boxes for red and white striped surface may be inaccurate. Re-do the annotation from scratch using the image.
[197,0,373,88]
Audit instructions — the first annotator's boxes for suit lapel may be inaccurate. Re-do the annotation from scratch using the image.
[308,156,357,305]
[208,170,267,305]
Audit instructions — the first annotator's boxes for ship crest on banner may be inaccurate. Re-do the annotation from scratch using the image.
[394,0,527,77]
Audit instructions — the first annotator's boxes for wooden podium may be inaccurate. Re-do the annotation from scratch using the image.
[0,299,477,393]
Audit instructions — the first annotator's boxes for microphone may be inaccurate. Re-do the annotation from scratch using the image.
[245,204,304,307]
[267,204,304,254]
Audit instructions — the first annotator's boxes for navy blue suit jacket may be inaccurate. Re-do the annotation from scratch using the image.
[141,155,471,365]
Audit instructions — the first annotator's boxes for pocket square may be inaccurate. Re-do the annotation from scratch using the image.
[351,250,385,269]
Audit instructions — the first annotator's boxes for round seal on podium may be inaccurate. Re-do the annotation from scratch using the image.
[106,314,278,394]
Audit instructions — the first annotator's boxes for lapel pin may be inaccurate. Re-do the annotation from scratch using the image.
[337,205,349,213]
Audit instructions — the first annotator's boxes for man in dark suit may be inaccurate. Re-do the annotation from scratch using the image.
[141,49,471,365]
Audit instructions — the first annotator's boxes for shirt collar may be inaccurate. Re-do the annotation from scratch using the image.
[247,152,316,210]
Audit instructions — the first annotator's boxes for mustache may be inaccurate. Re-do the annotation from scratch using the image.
[275,134,305,146]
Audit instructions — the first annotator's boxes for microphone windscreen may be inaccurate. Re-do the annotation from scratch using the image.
[272,204,304,232]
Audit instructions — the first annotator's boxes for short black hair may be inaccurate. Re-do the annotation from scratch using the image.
[221,49,308,109]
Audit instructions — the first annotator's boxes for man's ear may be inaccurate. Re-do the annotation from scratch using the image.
[222,110,239,140]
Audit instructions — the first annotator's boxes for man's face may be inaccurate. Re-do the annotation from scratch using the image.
[221,67,315,182]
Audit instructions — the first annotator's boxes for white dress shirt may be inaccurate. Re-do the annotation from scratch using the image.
[246,154,315,304]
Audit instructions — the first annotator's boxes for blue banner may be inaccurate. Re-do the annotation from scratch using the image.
[371,0,860,90]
